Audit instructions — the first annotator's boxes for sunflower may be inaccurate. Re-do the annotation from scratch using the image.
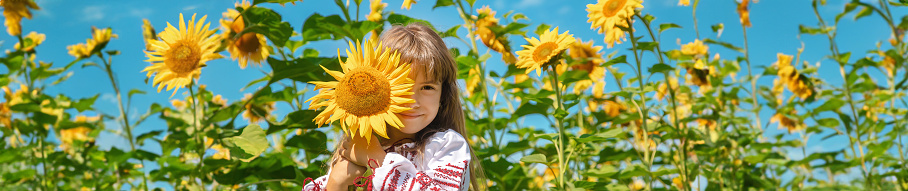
[222,0,270,69]
[306,39,414,143]
[656,76,678,101]
[143,13,223,97]
[681,39,708,57]
[0,100,10,128]
[67,43,92,59]
[142,19,157,51]
[59,115,99,152]
[1,0,40,36]
[775,53,813,99]
[402,0,416,10]
[737,0,752,27]
[87,26,118,52]
[205,137,231,160]
[567,39,606,95]
[242,93,275,124]
[515,27,575,76]
[474,6,516,64]
[771,112,805,133]
[586,0,643,48]
[366,0,387,22]
[13,31,44,52]
[678,0,690,6]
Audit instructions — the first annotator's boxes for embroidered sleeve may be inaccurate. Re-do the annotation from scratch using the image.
[302,171,329,191]
[371,130,471,191]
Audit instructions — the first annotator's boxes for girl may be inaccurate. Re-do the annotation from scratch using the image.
[303,23,484,191]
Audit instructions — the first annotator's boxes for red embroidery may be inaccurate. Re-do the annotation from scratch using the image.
[377,160,467,191]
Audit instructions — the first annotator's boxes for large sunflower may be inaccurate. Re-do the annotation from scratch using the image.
[1,0,40,36]
[143,13,223,96]
[567,39,606,95]
[586,0,643,48]
[515,27,575,76]
[306,39,414,143]
[222,0,270,69]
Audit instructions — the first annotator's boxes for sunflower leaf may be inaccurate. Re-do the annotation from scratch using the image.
[433,0,454,10]
[519,154,546,164]
[223,124,269,162]
[658,23,682,33]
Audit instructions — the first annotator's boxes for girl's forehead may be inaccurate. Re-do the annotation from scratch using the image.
[409,63,439,83]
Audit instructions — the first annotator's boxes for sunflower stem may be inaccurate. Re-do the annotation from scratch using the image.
[626,16,660,190]
[189,85,207,190]
[98,52,149,191]
[548,63,567,190]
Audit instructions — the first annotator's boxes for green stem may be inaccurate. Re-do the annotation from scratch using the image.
[626,16,661,190]
[741,22,763,133]
[189,85,206,190]
[98,53,148,190]
[548,63,567,189]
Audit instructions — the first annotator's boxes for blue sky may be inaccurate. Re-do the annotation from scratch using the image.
[2,0,905,189]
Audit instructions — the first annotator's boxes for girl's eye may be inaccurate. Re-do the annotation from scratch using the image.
[421,85,436,90]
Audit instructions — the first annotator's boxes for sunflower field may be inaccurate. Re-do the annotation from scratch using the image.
[3,0,908,190]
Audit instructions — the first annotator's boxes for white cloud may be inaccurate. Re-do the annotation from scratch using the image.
[129,8,153,18]
[183,5,198,11]
[557,6,570,15]
[515,0,542,9]
[81,5,105,22]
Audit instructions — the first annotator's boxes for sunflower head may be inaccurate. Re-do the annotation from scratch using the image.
[515,27,575,76]
[680,39,708,57]
[143,13,223,97]
[2,0,41,36]
[306,39,414,144]
[771,112,805,133]
[737,0,752,27]
[13,31,45,52]
[474,6,515,64]
[367,0,387,22]
[222,0,270,69]
[586,0,643,48]
[142,19,158,51]
[402,0,416,10]
[88,26,118,53]
[242,93,276,124]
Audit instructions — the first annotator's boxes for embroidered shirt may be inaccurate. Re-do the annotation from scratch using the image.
[303,129,471,191]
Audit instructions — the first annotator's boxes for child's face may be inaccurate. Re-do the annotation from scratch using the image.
[396,68,441,134]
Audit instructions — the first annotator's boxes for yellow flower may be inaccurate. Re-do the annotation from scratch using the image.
[586,0,643,48]
[737,0,752,27]
[465,66,481,97]
[212,94,228,106]
[171,99,187,109]
[242,93,275,124]
[1,0,40,36]
[59,115,99,151]
[567,39,607,95]
[882,55,896,76]
[656,76,678,101]
[142,13,223,97]
[401,0,416,10]
[222,0,270,69]
[672,176,686,190]
[629,179,645,191]
[142,19,158,51]
[14,31,44,52]
[67,43,92,59]
[687,60,710,87]
[305,39,414,143]
[681,39,708,56]
[0,101,10,129]
[602,99,626,118]
[771,112,805,133]
[205,137,232,160]
[87,26,118,52]
[678,0,690,6]
[771,78,784,105]
[775,53,813,99]
[515,27,575,76]
[474,6,516,64]
[366,0,387,22]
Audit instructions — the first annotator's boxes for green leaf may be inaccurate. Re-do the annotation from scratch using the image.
[285,130,328,152]
[659,23,682,33]
[577,128,623,142]
[252,0,300,6]
[853,6,873,21]
[702,38,743,53]
[814,99,844,113]
[73,94,99,112]
[269,57,336,84]
[241,7,294,46]
[559,70,591,85]
[798,25,829,35]
[816,118,840,128]
[512,101,549,120]
[136,130,163,146]
[520,154,547,164]
[433,0,454,9]
[223,124,269,162]
[648,63,674,73]
[582,165,618,178]
[535,23,551,36]
[266,110,319,134]
[387,14,436,32]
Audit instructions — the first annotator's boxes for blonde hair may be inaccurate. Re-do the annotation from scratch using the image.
[379,23,486,191]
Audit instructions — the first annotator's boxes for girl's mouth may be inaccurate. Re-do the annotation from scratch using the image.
[399,113,421,119]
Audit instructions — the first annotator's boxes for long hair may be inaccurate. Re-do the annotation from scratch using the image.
[379,23,486,191]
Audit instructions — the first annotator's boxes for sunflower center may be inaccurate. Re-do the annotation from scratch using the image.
[602,0,626,17]
[235,33,261,53]
[165,41,202,74]
[335,67,391,117]
[532,42,559,63]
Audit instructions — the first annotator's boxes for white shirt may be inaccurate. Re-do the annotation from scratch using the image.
[303,129,471,191]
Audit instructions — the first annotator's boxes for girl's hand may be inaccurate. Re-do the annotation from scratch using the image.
[326,155,366,190]
[340,135,386,167]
